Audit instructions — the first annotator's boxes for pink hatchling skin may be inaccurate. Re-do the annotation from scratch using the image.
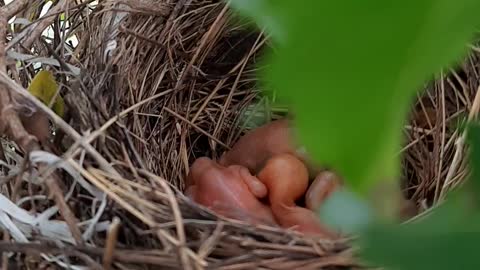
[257,153,339,239]
[219,119,322,177]
[186,157,277,226]
[219,119,299,174]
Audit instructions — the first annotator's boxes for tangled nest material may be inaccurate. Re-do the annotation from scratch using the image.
[0,0,478,269]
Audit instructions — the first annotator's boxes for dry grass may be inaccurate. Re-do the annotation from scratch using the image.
[0,0,477,269]
[402,56,480,210]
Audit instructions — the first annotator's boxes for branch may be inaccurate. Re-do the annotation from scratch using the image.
[0,70,120,177]
[0,242,178,266]
[1,0,28,18]
[0,4,84,245]
[17,0,67,49]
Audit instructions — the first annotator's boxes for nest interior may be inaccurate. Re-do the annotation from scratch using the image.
[0,0,478,269]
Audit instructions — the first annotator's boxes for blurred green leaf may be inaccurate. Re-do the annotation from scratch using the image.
[360,195,480,270]
[227,0,287,42]
[361,226,480,270]
[238,98,272,130]
[467,123,480,196]
[317,189,373,234]
[228,0,480,197]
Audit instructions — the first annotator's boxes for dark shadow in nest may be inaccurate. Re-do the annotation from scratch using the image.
[188,30,270,163]
[202,29,261,78]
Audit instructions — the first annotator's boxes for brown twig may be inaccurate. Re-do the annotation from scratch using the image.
[19,0,68,49]
[0,2,7,170]
[0,242,181,267]
[103,217,121,270]
[2,0,28,18]
[0,71,119,176]
[440,82,480,199]
[163,106,230,150]
[0,3,84,245]
[2,231,9,270]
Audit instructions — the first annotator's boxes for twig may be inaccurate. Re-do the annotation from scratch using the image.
[440,82,480,200]
[434,73,446,203]
[140,169,193,270]
[163,106,230,149]
[103,217,121,270]
[0,6,84,245]
[0,3,8,72]
[174,4,228,90]
[0,71,119,177]
[197,221,224,260]
[0,2,9,172]
[211,31,266,146]
[69,162,207,267]
[2,231,9,270]
[0,242,181,266]
[58,88,176,175]
[20,0,68,49]
[1,0,28,18]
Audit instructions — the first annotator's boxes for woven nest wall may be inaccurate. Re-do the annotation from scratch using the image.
[0,0,478,269]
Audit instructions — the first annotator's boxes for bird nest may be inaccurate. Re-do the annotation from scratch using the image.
[0,0,477,269]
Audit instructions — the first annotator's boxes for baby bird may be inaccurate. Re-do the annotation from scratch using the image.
[258,153,338,238]
[305,171,342,211]
[185,157,277,226]
[219,119,292,174]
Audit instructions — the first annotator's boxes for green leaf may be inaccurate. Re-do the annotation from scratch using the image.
[359,196,480,270]
[467,123,480,196]
[227,0,287,42]
[361,226,480,270]
[317,189,374,234]
[229,0,480,197]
